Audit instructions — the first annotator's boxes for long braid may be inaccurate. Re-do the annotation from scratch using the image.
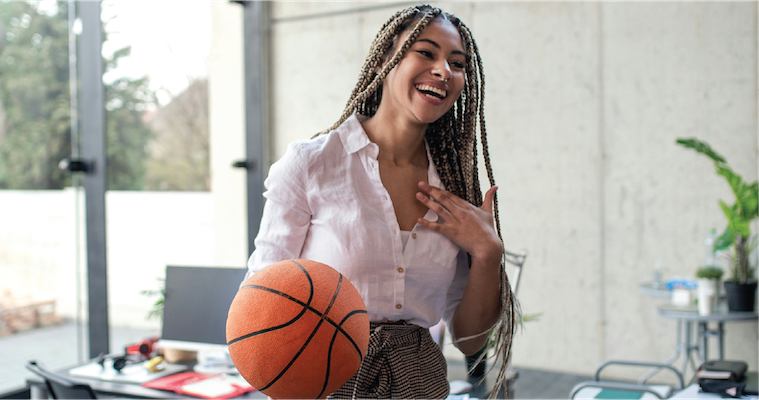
[318,5,520,398]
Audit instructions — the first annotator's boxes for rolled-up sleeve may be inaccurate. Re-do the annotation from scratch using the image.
[245,142,311,282]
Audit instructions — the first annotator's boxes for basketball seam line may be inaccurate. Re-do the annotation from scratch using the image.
[227,260,315,347]
[231,286,368,356]
[260,271,342,392]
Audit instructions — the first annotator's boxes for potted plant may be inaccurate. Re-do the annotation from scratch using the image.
[141,277,197,362]
[676,138,758,311]
[695,266,723,315]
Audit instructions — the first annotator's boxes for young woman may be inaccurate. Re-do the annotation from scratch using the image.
[245,5,519,399]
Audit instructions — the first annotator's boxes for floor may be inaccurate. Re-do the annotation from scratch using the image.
[1,320,592,399]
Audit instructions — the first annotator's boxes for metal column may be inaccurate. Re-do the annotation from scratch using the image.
[240,1,269,256]
[78,0,109,358]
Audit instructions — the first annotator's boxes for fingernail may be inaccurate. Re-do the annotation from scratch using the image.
[416,192,425,200]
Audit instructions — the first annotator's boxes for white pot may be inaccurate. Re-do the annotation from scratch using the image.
[697,278,717,316]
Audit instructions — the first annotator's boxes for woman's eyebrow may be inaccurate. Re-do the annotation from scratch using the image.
[416,38,467,57]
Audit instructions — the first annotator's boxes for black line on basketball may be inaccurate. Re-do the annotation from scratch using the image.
[336,310,370,361]
[318,309,370,398]
[259,273,343,392]
[320,324,341,398]
[227,260,314,346]
[232,277,368,357]
[230,284,365,348]
[314,276,345,398]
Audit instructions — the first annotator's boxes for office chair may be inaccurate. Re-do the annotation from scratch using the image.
[26,360,98,399]
[570,360,684,399]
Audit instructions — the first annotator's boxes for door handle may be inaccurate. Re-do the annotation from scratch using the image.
[58,158,91,173]
[232,160,254,170]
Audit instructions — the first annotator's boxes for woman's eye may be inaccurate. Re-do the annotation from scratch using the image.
[417,50,433,58]
[451,61,465,69]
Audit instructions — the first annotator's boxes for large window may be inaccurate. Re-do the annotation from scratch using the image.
[0,1,84,393]
[0,1,247,394]
[101,0,212,192]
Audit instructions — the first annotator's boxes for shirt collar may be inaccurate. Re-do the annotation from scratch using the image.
[337,114,374,156]
[337,113,442,189]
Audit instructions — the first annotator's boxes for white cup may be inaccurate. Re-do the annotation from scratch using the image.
[698,293,715,315]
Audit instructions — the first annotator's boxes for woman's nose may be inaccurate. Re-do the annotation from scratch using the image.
[433,60,452,82]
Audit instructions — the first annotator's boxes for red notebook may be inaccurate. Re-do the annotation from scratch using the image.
[142,371,256,399]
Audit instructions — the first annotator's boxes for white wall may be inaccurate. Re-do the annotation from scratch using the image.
[267,2,758,377]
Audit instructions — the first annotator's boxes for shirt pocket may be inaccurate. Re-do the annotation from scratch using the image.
[425,231,462,268]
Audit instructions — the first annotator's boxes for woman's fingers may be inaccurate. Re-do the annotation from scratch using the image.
[416,182,502,261]
[417,181,468,215]
[414,191,450,223]
[481,186,497,213]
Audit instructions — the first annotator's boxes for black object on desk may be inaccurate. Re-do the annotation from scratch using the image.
[697,360,748,382]
[25,359,266,400]
[699,370,758,398]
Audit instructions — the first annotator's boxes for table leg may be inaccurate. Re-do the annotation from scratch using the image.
[30,384,49,399]
[698,322,708,365]
[681,321,692,375]
[717,322,724,360]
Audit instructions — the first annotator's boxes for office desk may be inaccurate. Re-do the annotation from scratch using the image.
[26,362,266,399]
[655,303,758,376]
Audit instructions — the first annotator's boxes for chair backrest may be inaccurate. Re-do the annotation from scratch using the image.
[26,361,97,399]
[503,248,528,296]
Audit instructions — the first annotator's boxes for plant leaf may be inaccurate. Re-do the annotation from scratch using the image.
[675,138,727,164]
[720,200,750,237]
[715,164,756,220]
[714,225,734,251]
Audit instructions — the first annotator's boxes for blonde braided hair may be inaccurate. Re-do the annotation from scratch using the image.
[318,5,520,398]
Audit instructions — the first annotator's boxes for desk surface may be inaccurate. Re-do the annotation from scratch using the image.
[671,383,758,399]
[26,362,266,399]
[657,303,759,322]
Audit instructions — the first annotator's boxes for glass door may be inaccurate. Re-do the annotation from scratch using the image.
[0,1,86,394]
[99,0,247,356]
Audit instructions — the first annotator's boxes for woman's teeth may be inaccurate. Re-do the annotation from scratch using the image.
[415,84,446,99]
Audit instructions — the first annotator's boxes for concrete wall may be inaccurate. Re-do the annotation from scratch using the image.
[266,2,758,377]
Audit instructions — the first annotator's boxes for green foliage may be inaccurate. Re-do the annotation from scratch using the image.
[695,266,724,280]
[0,1,72,189]
[0,2,155,190]
[676,137,759,283]
[676,138,726,164]
[139,277,165,321]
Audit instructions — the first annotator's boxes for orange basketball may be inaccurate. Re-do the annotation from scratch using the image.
[226,259,370,399]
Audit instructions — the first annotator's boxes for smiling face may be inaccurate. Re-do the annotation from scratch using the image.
[378,18,467,126]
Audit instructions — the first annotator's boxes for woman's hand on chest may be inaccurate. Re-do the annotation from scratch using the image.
[414,182,503,265]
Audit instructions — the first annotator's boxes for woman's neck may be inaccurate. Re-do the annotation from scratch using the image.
[361,108,428,167]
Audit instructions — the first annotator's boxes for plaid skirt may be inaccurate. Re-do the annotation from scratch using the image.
[327,321,450,399]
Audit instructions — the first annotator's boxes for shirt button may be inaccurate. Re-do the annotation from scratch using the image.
[395,304,402,309]
[397,267,404,273]
[412,233,417,239]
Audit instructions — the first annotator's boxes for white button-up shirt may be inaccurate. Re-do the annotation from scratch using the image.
[246,114,469,329]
